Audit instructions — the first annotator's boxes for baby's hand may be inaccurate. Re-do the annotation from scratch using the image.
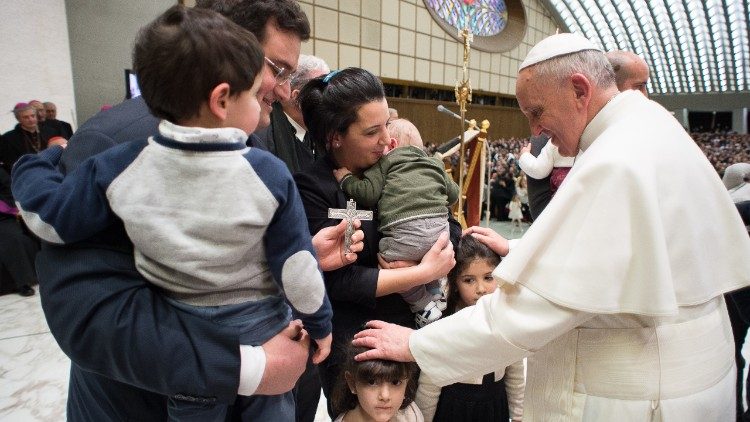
[520,142,531,155]
[311,333,332,364]
[333,167,351,182]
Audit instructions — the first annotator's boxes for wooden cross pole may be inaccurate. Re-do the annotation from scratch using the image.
[327,199,373,253]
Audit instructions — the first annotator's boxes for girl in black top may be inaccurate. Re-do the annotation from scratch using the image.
[414,235,524,421]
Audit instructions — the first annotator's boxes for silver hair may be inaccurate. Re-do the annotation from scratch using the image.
[290,54,330,90]
[532,50,616,89]
[13,103,34,119]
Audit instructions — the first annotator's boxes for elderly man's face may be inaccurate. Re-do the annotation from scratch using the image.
[516,68,588,157]
[45,104,57,120]
[622,59,649,97]
[257,23,301,129]
[16,109,38,132]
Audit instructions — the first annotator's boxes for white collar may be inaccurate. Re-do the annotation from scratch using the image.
[284,112,306,142]
[158,120,248,144]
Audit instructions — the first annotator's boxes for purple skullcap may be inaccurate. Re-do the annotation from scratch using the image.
[14,102,29,110]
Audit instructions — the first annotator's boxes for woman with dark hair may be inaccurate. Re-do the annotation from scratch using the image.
[294,68,458,407]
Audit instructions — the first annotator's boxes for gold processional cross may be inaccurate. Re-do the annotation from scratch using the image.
[454,24,473,228]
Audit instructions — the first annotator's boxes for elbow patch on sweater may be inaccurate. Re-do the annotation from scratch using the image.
[17,207,64,244]
[282,250,325,314]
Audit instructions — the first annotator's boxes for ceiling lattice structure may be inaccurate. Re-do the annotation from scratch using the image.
[543,0,749,95]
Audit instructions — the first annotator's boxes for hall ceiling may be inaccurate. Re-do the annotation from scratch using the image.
[541,0,749,95]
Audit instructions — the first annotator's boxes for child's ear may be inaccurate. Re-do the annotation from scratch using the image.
[384,137,398,153]
[208,82,232,121]
[344,371,357,394]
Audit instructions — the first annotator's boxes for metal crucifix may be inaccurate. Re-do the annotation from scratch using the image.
[327,199,373,253]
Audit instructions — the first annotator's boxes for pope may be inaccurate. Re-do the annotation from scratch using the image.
[352,33,750,421]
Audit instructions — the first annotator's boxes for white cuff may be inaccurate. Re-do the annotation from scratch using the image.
[508,238,521,252]
[237,345,266,396]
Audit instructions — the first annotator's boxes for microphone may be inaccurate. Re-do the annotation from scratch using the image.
[437,105,471,124]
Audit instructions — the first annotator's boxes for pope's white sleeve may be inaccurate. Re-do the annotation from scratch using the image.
[518,143,554,179]
[414,372,442,422]
[409,283,592,386]
[503,360,525,421]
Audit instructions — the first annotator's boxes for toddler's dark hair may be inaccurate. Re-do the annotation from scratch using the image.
[330,343,419,416]
[133,5,264,123]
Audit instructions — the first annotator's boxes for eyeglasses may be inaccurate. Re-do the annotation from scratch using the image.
[264,56,294,86]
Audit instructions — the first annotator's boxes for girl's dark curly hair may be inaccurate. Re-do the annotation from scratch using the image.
[445,235,502,316]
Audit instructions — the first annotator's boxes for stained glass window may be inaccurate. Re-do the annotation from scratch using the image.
[425,0,508,36]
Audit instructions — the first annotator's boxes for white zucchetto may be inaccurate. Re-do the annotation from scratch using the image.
[519,33,602,71]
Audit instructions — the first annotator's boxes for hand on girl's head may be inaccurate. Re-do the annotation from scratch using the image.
[463,226,509,257]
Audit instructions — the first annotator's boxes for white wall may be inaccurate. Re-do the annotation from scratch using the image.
[0,0,76,133]
[65,0,174,124]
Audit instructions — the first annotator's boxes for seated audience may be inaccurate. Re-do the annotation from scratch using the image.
[1,103,56,174]
[43,101,74,139]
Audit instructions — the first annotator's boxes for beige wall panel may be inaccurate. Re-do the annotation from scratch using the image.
[340,44,361,68]
[415,59,430,83]
[340,14,360,45]
[430,62,444,85]
[361,0,381,20]
[299,2,314,36]
[339,0,360,15]
[315,0,337,9]
[361,49,381,74]
[399,1,416,30]
[361,19,381,49]
[416,34,431,60]
[381,52,399,78]
[381,24,399,53]
[381,0,399,26]
[399,56,415,81]
[301,40,314,55]
[399,29,415,56]
[314,7,339,41]
[416,7,431,34]
[431,37,445,62]
[315,40,339,68]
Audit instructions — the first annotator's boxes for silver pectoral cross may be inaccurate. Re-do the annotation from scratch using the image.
[327,199,373,253]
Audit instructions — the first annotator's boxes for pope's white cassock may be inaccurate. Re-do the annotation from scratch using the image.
[411,89,750,420]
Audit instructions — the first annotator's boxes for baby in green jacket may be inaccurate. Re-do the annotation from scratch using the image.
[334,119,459,327]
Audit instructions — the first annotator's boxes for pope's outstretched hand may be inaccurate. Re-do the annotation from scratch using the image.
[352,320,416,362]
